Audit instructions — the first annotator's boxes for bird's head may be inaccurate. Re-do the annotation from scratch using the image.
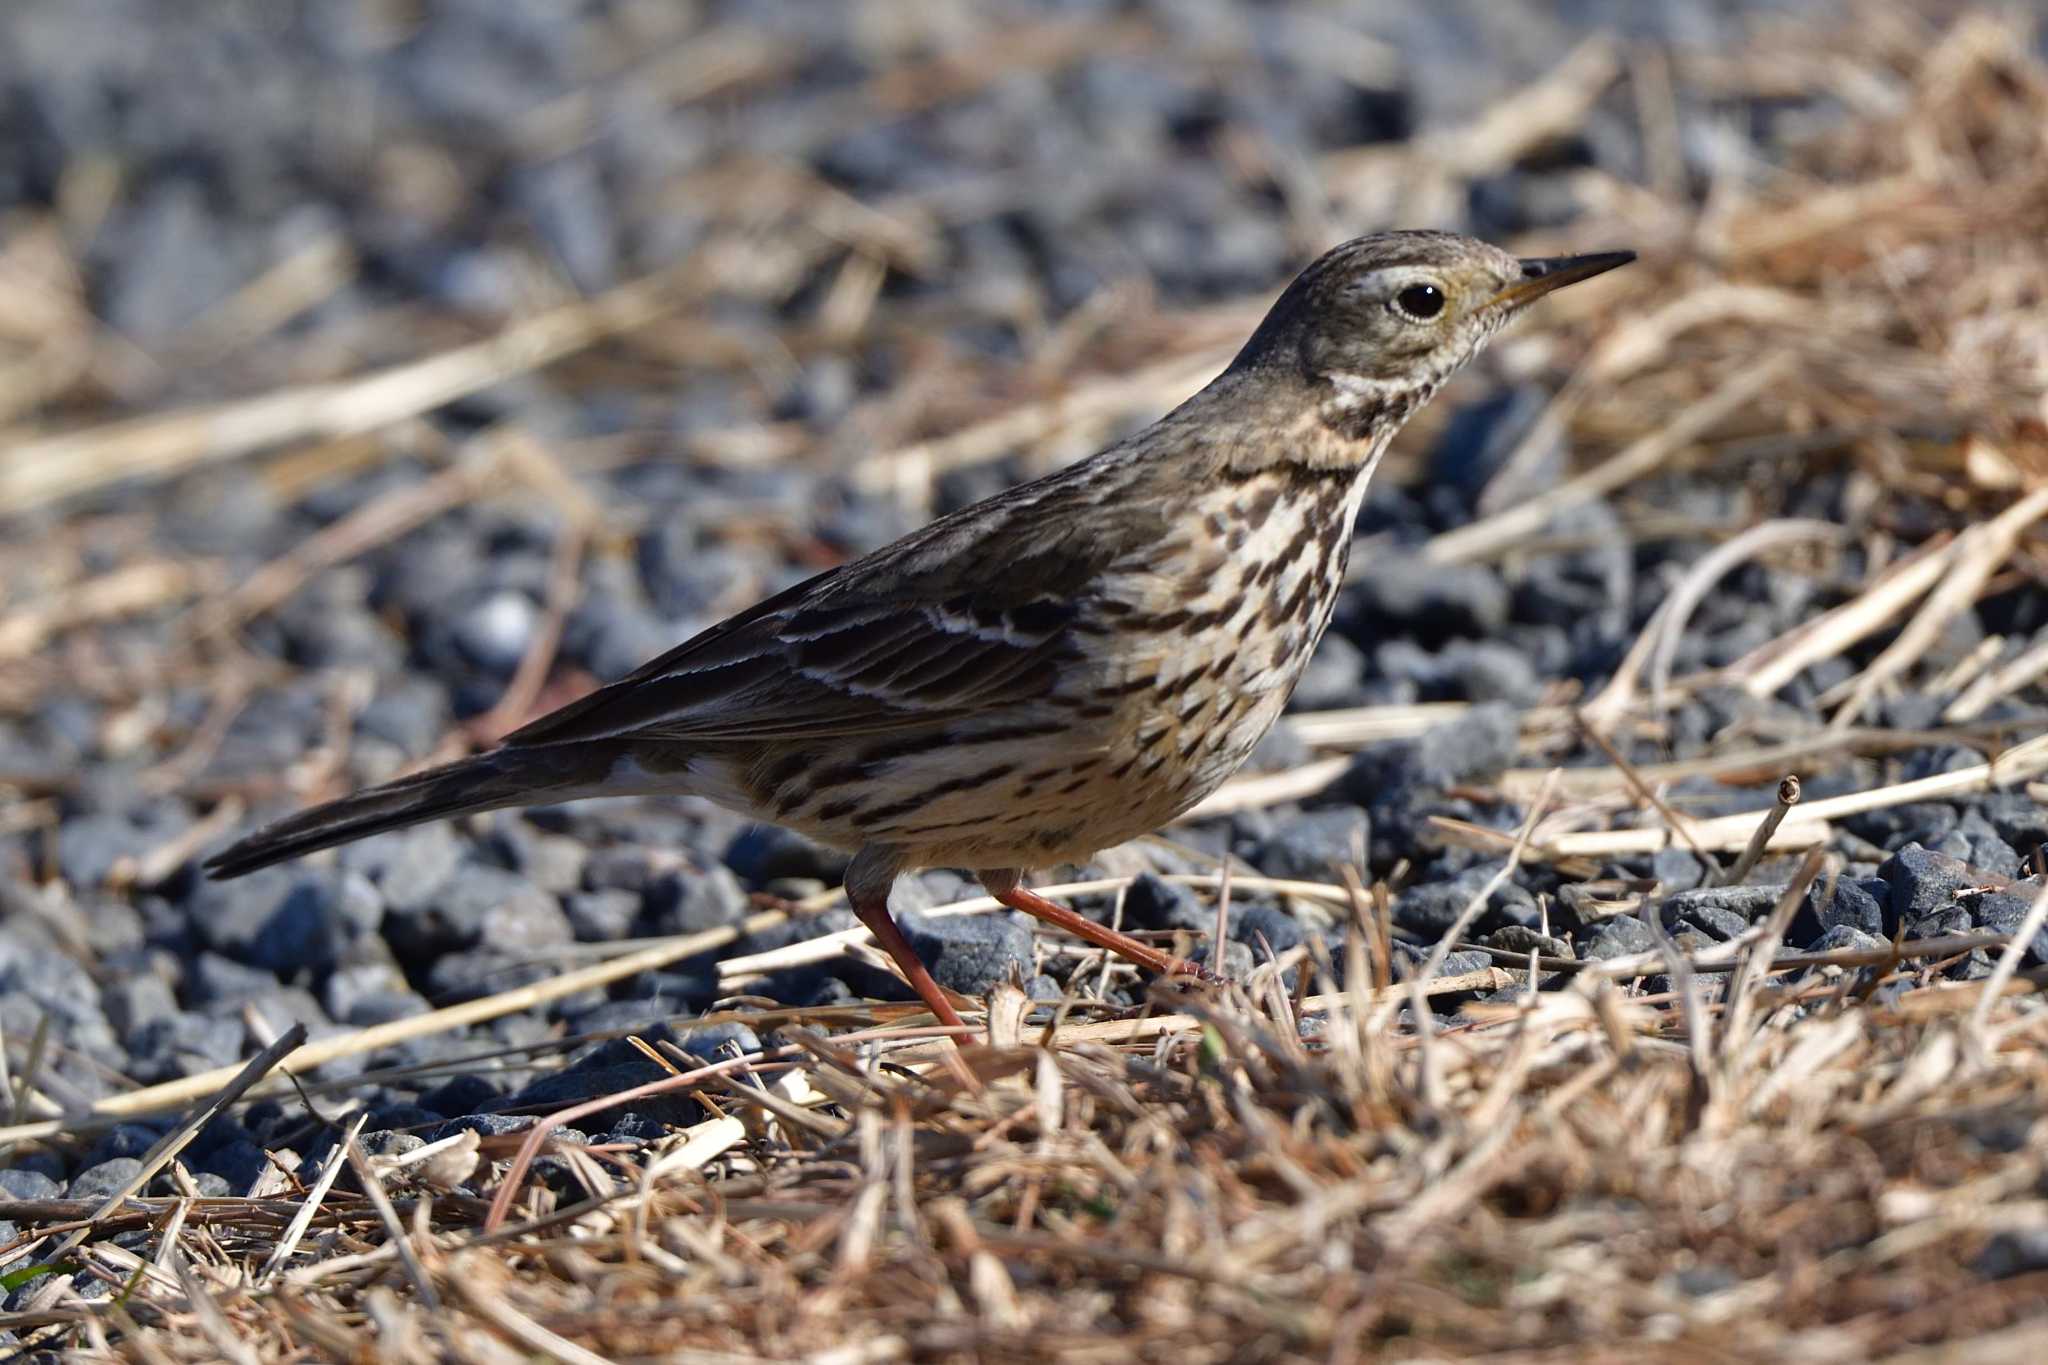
[1224,230,1633,450]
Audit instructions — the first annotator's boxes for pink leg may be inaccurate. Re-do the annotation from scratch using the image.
[846,844,971,1030]
[850,890,970,1030]
[983,873,1225,984]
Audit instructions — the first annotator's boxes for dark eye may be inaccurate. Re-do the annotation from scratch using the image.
[1393,284,1445,320]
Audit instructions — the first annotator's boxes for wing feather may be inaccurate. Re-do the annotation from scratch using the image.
[504,456,1166,750]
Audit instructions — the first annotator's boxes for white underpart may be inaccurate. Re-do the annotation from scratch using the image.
[1322,369,1414,411]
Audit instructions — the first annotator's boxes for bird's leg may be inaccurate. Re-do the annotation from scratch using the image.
[981,870,1226,985]
[846,845,970,1031]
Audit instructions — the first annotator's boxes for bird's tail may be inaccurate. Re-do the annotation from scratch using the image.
[204,745,607,880]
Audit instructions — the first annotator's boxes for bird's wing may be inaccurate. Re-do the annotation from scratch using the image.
[506,465,1162,749]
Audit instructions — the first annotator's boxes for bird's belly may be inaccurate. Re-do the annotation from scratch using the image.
[724,642,1310,872]
[729,707,1135,868]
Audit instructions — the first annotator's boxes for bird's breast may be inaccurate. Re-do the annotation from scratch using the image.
[1070,466,1372,823]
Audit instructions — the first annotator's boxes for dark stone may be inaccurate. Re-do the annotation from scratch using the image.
[1257,807,1370,882]
[564,593,692,684]
[254,880,362,976]
[1901,746,1981,783]
[1121,873,1209,934]
[383,863,569,959]
[1878,843,1975,923]
[584,847,669,895]
[1674,1264,1741,1298]
[1946,808,2022,881]
[355,679,449,759]
[1980,793,2048,866]
[902,912,1035,994]
[615,967,718,1011]
[724,825,849,884]
[1229,904,1306,959]
[199,1139,272,1194]
[1393,861,1535,937]
[0,1168,62,1200]
[371,1104,443,1133]
[322,962,412,1023]
[82,1123,166,1169]
[730,909,857,957]
[1290,633,1366,711]
[1339,708,1520,864]
[104,972,179,1039]
[1428,386,1552,503]
[1433,640,1544,705]
[339,989,432,1027]
[1909,908,1972,941]
[1977,1227,2048,1280]
[67,1158,145,1204]
[339,824,461,915]
[185,950,284,1007]
[57,811,172,889]
[565,888,641,942]
[1485,925,1572,959]
[184,867,336,974]
[1584,916,1657,961]
[1945,949,1997,982]
[432,1113,533,1142]
[644,863,750,935]
[1974,892,2048,966]
[424,950,562,1003]
[125,1013,247,1084]
[189,1114,250,1157]
[1662,884,1787,923]
[1665,898,1747,942]
[1394,947,1496,1010]
[1245,719,1312,773]
[669,1022,762,1065]
[506,1021,760,1129]
[1792,877,1887,946]
[75,896,146,959]
[1348,554,1510,638]
[1416,703,1520,786]
[207,984,331,1038]
[564,999,693,1035]
[1846,803,1959,852]
[0,935,115,1050]
[1651,847,1705,893]
[1806,924,1889,955]
[419,1074,504,1118]
[357,1132,428,1165]
[605,1111,668,1144]
[503,829,588,896]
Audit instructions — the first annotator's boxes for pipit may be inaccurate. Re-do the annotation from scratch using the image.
[207,230,1632,1029]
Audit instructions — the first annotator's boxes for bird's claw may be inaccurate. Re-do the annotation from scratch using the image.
[1169,958,1234,989]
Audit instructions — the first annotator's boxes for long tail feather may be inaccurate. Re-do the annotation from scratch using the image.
[204,747,604,880]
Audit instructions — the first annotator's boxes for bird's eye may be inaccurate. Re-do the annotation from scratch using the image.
[1393,284,1445,320]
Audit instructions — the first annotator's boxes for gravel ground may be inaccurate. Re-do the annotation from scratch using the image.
[2,0,2046,1312]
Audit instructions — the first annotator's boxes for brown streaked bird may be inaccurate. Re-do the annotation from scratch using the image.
[206,231,1632,1030]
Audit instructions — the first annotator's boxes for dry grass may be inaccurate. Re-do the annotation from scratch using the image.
[6,3,2048,1360]
[5,928,2048,1361]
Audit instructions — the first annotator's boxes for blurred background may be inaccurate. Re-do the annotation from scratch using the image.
[1,0,2045,1098]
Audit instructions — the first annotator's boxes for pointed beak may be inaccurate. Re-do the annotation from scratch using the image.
[1488,250,1636,312]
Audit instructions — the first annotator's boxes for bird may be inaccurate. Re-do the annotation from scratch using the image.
[205,230,1633,1031]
